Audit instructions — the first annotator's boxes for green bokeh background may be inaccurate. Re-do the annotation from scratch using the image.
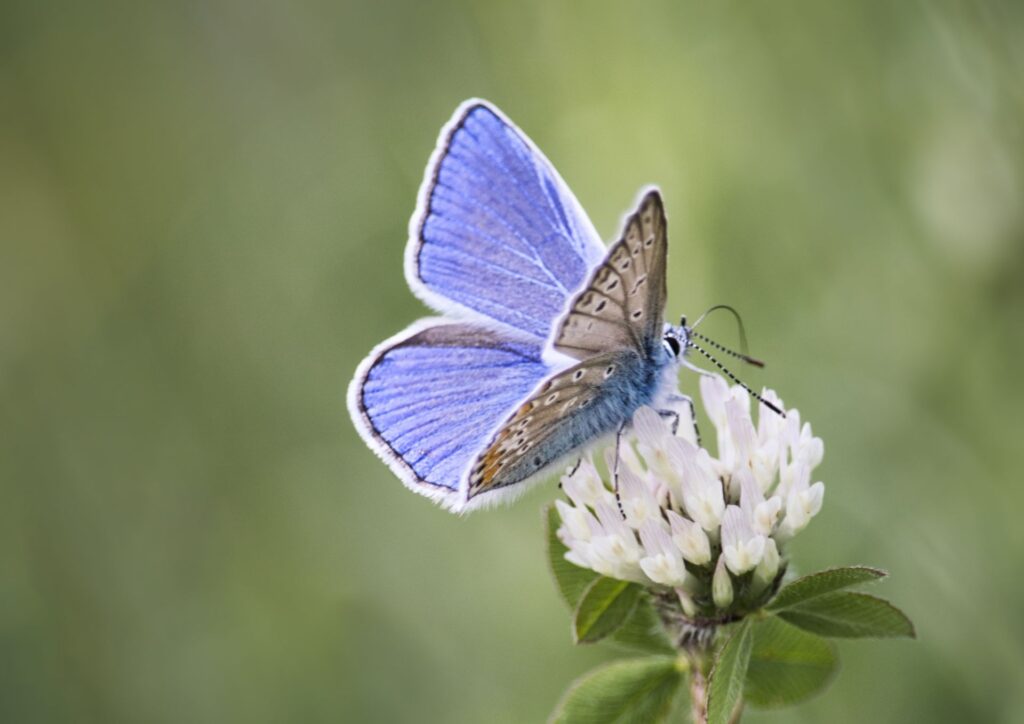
[3,2,1022,722]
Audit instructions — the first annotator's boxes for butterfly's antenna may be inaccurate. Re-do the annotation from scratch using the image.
[686,340,785,418]
[690,304,753,357]
[689,330,765,368]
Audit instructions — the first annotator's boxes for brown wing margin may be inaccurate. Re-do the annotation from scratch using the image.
[551,190,668,360]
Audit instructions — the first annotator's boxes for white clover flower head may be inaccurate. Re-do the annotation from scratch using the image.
[555,374,826,618]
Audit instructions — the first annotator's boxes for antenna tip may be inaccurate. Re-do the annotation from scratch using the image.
[762,399,786,418]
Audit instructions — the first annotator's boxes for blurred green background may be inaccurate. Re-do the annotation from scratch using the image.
[3,1,1022,722]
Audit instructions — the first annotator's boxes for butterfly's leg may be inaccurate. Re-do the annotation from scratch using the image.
[656,409,681,435]
[558,457,583,490]
[613,421,628,518]
[659,393,701,447]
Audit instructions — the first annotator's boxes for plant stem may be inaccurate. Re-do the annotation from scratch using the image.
[686,650,744,724]
[688,666,708,724]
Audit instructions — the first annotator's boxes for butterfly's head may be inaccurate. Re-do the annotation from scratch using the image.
[661,319,690,360]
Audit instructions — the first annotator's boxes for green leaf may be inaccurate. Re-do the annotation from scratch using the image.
[609,597,676,655]
[778,592,916,639]
[707,619,754,724]
[744,617,839,709]
[548,656,686,724]
[574,577,641,644]
[546,504,600,609]
[767,566,887,611]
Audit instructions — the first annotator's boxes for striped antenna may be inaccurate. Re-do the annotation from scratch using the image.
[689,330,765,368]
[686,339,785,418]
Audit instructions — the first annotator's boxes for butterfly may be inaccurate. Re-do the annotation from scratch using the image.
[348,99,696,513]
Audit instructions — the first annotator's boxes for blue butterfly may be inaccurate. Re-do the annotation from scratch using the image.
[348,99,696,512]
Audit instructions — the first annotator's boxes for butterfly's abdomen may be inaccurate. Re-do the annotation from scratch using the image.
[568,351,667,445]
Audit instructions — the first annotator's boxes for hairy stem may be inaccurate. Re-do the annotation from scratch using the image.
[689,668,745,723]
[688,666,708,724]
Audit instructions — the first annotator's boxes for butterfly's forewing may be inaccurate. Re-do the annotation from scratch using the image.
[408,101,606,343]
[550,190,668,359]
[467,350,640,497]
[349,321,549,508]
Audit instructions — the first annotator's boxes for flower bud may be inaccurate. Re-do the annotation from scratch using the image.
[675,587,698,618]
[712,556,734,609]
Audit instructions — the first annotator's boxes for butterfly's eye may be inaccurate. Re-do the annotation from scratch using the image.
[663,335,682,357]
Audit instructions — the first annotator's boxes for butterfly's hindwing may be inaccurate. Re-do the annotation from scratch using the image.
[351,321,549,501]
[552,190,668,359]
[468,349,650,497]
